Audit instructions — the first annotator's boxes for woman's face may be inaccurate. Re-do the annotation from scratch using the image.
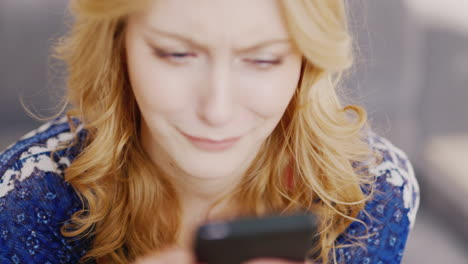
[125,0,302,180]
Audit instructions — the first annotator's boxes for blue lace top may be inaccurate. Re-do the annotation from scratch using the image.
[0,115,420,263]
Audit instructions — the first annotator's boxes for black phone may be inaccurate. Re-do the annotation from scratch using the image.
[193,212,319,264]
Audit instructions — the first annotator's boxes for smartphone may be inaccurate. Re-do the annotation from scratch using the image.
[193,212,319,264]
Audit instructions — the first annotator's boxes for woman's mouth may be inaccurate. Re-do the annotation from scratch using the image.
[179,131,241,152]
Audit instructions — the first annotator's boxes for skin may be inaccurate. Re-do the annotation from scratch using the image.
[132,247,304,264]
[125,0,303,262]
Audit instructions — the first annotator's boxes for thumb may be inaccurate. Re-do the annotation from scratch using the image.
[243,258,304,264]
[132,247,195,264]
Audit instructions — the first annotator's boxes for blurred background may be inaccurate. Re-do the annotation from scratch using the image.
[1,0,467,263]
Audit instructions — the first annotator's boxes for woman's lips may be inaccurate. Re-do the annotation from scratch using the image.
[180,131,241,152]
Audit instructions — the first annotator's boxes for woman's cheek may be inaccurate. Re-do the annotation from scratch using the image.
[237,58,301,116]
[133,65,196,113]
[240,76,297,117]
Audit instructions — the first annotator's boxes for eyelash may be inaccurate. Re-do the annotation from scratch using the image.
[152,48,282,67]
[247,59,282,67]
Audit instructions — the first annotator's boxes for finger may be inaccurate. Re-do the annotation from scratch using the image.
[132,247,195,264]
[242,258,304,264]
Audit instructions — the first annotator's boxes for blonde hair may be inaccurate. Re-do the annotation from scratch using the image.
[53,0,375,263]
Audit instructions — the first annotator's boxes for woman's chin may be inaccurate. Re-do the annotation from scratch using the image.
[181,163,239,180]
[165,138,261,181]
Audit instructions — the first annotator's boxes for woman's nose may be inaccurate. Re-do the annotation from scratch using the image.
[197,62,235,127]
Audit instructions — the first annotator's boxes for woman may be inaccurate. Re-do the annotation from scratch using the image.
[0,0,419,263]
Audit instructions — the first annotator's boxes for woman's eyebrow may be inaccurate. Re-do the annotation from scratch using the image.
[145,25,291,53]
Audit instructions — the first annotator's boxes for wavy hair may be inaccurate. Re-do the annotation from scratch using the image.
[52,0,376,263]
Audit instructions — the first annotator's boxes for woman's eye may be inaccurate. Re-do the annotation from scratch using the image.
[153,48,195,63]
[167,52,192,58]
[248,59,282,69]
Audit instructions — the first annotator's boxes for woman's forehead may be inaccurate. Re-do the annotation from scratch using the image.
[132,0,290,48]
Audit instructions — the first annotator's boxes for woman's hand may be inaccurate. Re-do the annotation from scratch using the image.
[243,258,304,264]
[132,247,306,264]
[132,247,195,264]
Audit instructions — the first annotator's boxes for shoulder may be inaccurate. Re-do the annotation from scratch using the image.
[367,132,420,228]
[0,115,87,198]
[0,115,89,263]
[335,133,420,263]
